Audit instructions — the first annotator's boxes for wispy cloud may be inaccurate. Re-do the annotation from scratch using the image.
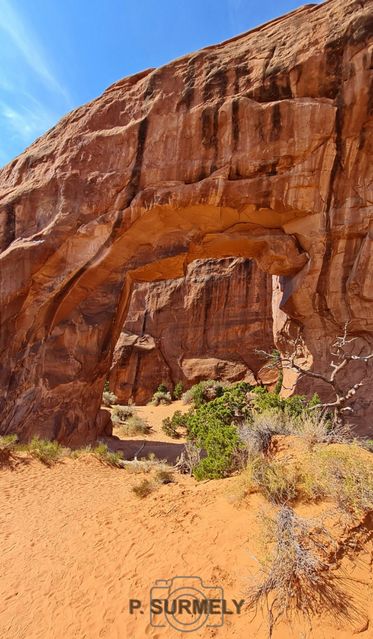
[0,0,71,104]
[0,96,58,143]
[226,0,244,31]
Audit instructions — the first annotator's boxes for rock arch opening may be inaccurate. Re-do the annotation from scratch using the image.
[0,201,309,444]
[109,256,276,405]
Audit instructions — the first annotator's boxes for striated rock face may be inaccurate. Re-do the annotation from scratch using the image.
[0,0,372,443]
[110,258,274,404]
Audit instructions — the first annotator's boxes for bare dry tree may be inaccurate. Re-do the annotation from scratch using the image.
[256,323,373,427]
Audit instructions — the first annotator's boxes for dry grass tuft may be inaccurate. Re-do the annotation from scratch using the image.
[131,478,155,498]
[92,443,124,468]
[115,415,151,437]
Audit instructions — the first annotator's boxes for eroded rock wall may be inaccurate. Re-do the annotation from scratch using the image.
[110,258,274,403]
[0,0,372,442]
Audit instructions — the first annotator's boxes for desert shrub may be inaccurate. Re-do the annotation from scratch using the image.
[304,446,373,514]
[186,382,254,479]
[244,455,299,504]
[117,415,151,436]
[239,442,373,513]
[247,507,346,634]
[0,434,17,449]
[290,411,349,449]
[111,405,134,424]
[93,443,124,467]
[132,478,154,498]
[363,439,373,452]
[70,446,92,459]
[152,390,172,406]
[0,434,18,465]
[156,382,169,394]
[102,390,118,407]
[248,387,320,420]
[182,380,226,408]
[175,442,202,475]
[192,428,240,480]
[155,469,174,484]
[162,410,189,439]
[173,381,184,400]
[239,410,287,457]
[274,368,283,395]
[27,437,63,466]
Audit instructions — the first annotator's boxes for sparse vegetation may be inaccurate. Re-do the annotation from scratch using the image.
[155,469,174,484]
[152,390,172,406]
[132,478,155,498]
[162,410,189,438]
[116,415,151,437]
[102,390,118,407]
[92,443,124,467]
[111,405,134,424]
[27,437,63,466]
[247,507,348,636]
[0,434,18,465]
[173,381,184,400]
[238,410,286,457]
[182,380,226,408]
[175,441,202,475]
[243,455,299,504]
[301,446,373,514]
[237,442,373,514]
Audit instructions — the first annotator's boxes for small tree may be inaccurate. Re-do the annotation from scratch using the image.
[256,324,373,427]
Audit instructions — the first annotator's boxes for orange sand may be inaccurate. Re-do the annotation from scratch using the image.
[0,410,372,639]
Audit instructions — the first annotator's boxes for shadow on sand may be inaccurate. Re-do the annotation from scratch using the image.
[101,436,185,464]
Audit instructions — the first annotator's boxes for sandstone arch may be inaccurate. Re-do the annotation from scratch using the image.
[109,257,275,405]
[0,0,372,442]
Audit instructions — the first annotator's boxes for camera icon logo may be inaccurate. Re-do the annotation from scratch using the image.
[150,575,225,632]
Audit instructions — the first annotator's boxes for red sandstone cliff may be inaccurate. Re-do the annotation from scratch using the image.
[110,258,274,403]
[0,0,372,442]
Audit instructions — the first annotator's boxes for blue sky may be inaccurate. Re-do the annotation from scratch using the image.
[0,0,322,167]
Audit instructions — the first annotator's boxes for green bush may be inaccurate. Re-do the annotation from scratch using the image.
[248,387,320,419]
[156,382,169,394]
[111,405,134,424]
[173,382,184,400]
[27,437,63,465]
[162,410,189,439]
[186,383,252,479]
[152,390,172,406]
[183,380,226,408]
[183,383,322,481]
[0,434,18,449]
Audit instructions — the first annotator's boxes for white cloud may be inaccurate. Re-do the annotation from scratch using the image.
[0,96,58,143]
[0,0,71,104]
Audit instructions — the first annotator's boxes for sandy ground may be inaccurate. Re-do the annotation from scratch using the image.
[106,401,188,463]
[0,407,372,639]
